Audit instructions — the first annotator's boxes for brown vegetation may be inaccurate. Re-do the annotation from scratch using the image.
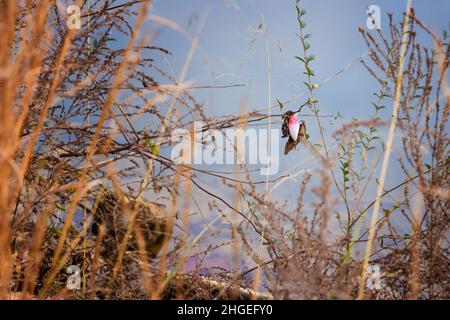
[0,0,448,300]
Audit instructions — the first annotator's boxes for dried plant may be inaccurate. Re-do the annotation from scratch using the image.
[0,0,448,300]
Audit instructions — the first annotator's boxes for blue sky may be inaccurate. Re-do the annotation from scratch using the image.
[125,1,447,263]
[63,0,447,278]
[150,0,449,121]
[146,0,448,203]
[79,0,448,268]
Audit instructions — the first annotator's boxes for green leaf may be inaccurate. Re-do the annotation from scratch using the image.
[424,163,431,170]
[295,56,305,63]
[55,202,66,211]
[303,81,311,90]
[304,67,314,76]
[149,144,159,156]
[276,98,284,111]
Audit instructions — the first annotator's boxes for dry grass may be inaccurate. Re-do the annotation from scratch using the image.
[0,0,448,300]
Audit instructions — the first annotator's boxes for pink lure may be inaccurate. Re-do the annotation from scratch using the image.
[288,114,300,141]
